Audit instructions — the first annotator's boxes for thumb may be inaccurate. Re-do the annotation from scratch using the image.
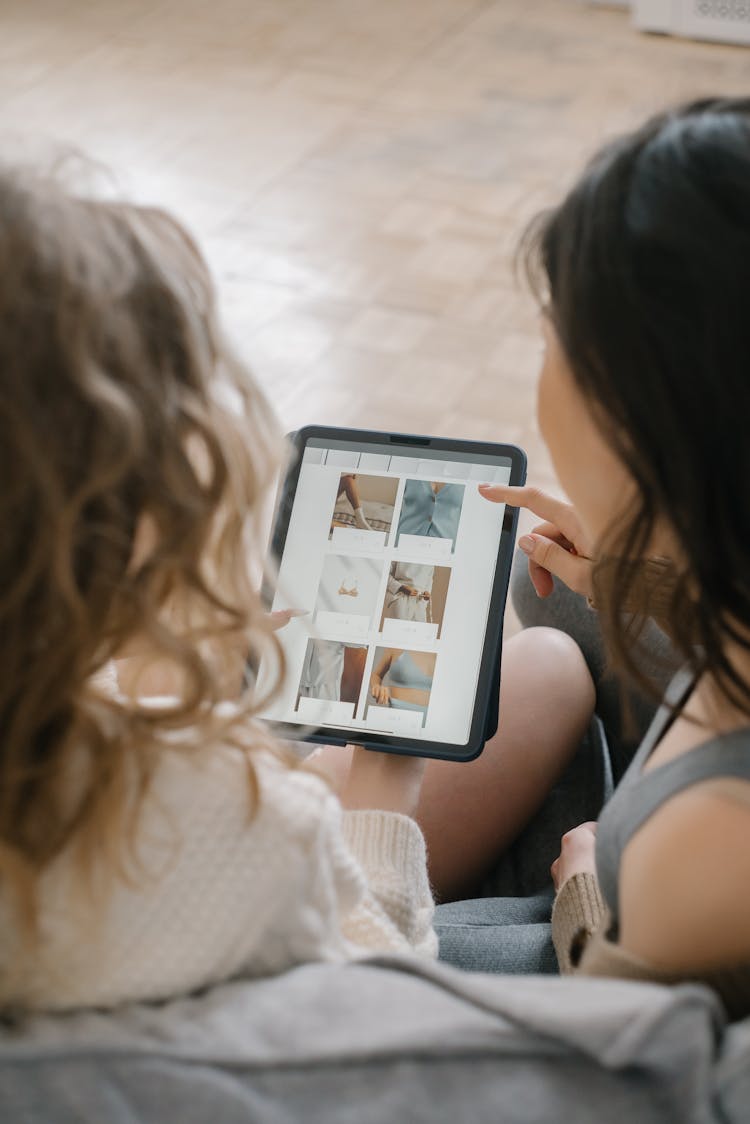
[518,533,592,598]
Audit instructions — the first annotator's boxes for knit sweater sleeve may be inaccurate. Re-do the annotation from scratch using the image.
[551,872,608,973]
[551,871,750,1020]
[552,878,688,984]
[336,808,437,958]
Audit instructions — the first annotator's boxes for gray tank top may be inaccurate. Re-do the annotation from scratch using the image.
[596,666,750,938]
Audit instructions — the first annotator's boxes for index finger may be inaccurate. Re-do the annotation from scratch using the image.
[478,483,579,542]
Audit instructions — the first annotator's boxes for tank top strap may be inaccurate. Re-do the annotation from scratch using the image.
[621,665,698,781]
[618,730,750,843]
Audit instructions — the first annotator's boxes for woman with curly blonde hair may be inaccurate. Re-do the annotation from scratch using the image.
[0,165,595,1011]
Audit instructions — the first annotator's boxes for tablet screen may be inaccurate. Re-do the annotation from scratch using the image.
[258,435,514,747]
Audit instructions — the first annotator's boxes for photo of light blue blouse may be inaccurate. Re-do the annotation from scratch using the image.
[396,480,465,547]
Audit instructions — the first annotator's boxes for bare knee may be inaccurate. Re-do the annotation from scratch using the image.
[505,626,595,727]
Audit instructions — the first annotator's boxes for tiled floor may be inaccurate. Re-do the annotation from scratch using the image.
[1,0,748,531]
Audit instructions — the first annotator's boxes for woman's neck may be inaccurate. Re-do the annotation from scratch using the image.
[692,638,750,736]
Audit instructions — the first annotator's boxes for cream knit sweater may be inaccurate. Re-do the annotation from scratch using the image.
[0,737,438,1012]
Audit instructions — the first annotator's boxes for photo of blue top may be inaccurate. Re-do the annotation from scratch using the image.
[396,480,465,549]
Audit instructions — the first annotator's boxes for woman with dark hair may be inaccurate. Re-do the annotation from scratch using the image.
[472,97,750,1019]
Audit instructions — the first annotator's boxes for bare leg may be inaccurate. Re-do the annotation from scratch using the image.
[339,474,371,529]
[311,626,595,902]
[340,474,361,511]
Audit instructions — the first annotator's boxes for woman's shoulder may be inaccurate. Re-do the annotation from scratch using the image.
[619,775,750,972]
[146,726,337,843]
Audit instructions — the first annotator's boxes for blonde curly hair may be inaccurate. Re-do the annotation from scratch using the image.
[0,165,294,937]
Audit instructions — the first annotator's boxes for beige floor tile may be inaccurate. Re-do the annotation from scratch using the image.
[343,305,435,354]
[0,0,747,517]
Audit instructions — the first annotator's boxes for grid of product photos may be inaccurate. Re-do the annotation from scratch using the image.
[271,441,512,742]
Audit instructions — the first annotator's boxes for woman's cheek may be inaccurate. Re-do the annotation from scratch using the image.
[536,356,575,483]
[535,358,604,537]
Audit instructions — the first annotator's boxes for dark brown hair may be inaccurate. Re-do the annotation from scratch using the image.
[522,97,750,715]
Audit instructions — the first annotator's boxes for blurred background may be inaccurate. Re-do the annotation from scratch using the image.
[1,0,748,506]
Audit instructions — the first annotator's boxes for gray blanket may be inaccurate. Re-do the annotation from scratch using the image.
[0,954,745,1124]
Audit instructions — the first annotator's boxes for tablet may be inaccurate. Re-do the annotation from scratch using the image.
[256,426,526,761]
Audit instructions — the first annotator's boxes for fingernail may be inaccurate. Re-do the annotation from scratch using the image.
[518,535,535,555]
[478,483,491,491]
